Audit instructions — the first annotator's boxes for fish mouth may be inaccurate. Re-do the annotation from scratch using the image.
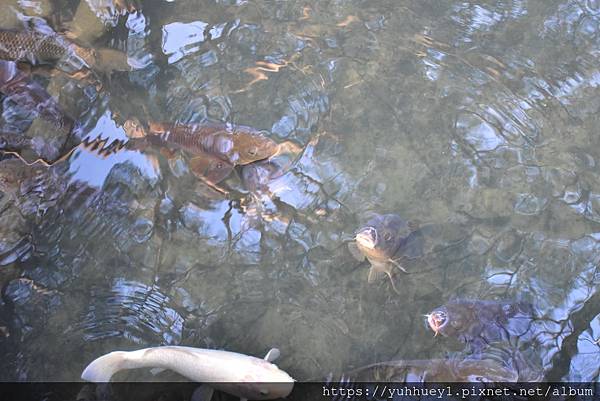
[355,227,378,249]
[426,310,448,336]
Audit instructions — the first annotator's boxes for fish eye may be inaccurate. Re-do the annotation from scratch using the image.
[215,162,223,169]
[247,147,258,156]
[384,232,392,241]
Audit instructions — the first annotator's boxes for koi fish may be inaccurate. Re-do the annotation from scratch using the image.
[81,346,294,401]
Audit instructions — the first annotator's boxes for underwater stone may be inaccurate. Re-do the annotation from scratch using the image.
[104,162,157,194]
[272,115,296,138]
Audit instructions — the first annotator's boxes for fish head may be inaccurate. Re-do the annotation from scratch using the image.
[355,214,410,262]
[188,153,233,184]
[204,158,233,184]
[231,128,278,165]
[426,307,449,337]
[426,302,477,339]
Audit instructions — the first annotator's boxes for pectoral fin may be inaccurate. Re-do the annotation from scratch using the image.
[191,385,214,401]
[264,348,280,362]
[388,258,408,273]
[367,265,385,283]
[347,242,365,261]
[368,264,402,295]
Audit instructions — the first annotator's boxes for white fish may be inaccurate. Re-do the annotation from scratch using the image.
[81,346,294,401]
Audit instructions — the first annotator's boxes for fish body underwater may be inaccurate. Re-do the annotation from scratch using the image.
[124,119,279,166]
[81,346,294,401]
[121,119,235,185]
[426,299,535,350]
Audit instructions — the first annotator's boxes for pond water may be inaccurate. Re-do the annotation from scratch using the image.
[0,0,599,384]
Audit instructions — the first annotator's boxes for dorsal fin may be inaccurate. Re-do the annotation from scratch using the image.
[264,348,280,362]
[79,136,127,158]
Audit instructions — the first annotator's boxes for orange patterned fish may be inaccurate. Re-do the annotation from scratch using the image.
[121,119,234,186]
[139,120,279,165]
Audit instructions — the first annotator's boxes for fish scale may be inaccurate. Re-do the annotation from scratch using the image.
[143,121,279,165]
[0,31,71,64]
[156,125,211,154]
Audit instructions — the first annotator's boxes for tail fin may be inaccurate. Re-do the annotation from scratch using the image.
[81,351,130,382]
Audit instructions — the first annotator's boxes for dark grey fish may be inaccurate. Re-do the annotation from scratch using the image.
[426,299,535,351]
